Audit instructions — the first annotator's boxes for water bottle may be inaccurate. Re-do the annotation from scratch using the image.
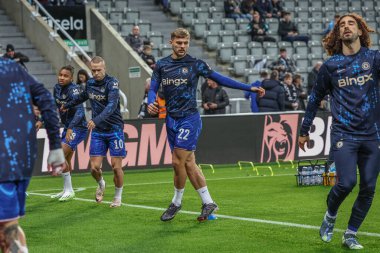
[300,166,307,185]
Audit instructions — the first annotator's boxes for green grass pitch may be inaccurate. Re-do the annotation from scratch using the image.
[23,163,380,252]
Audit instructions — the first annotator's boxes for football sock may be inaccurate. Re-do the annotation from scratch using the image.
[114,187,123,200]
[346,225,358,235]
[171,187,184,207]
[62,172,73,192]
[197,186,213,204]
[326,210,337,219]
[98,177,105,189]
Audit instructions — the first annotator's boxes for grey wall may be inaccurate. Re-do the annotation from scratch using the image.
[89,9,153,119]
[0,0,90,76]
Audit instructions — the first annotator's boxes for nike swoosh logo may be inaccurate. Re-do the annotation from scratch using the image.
[337,69,346,73]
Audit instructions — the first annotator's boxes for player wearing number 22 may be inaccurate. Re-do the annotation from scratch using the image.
[299,14,380,250]
[62,56,126,208]
[147,28,265,222]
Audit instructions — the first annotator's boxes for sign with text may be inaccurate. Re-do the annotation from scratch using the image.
[33,112,332,175]
[41,6,87,42]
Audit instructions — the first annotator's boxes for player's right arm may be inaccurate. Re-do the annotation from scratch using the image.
[299,64,331,151]
[62,85,88,110]
[147,62,161,116]
[22,69,65,172]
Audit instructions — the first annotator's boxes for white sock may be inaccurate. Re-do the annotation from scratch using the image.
[114,187,123,200]
[345,229,357,235]
[98,177,105,189]
[62,172,73,192]
[326,211,337,219]
[171,187,184,207]
[197,186,213,204]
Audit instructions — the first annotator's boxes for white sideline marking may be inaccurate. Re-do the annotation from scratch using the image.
[29,173,294,192]
[28,192,380,238]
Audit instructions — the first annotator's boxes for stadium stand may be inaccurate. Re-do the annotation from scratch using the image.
[0,9,56,92]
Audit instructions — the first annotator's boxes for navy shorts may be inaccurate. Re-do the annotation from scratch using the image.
[166,112,202,151]
[61,128,88,151]
[90,129,126,157]
[0,180,30,222]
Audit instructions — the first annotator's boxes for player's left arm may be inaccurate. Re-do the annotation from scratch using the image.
[196,60,265,96]
[91,80,120,127]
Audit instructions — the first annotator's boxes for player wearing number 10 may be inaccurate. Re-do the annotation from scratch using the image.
[147,28,265,222]
[62,56,126,208]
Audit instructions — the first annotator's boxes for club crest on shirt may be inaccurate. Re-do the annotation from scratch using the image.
[62,94,67,99]
[100,87,105,92]
[112,82,119,89]
[336,141,343,149]
[182,67,188,74]
[362,62,370,70]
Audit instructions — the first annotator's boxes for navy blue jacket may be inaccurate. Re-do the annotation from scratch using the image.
[0,58,60,182]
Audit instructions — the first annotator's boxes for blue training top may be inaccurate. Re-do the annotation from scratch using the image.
[54,82,87,130]
[64,74,124,132]
[0,58,61,182]
[301,47,380,140]
[148,54,253,118]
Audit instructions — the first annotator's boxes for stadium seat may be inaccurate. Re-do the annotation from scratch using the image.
[98,0,112,12]
[308,54,323,66]
[125,8,140,21]
[204,31,220,50]
[109,11,124,23]
[248,41,264,59]
[231,55,248,77]
[310,9,323,19]
[295,7,308,19]
[297,1,309,9]
[219,30,235,44]
[119,20,134,37]
[350,0,361,8]
[236,18,250,31]
[195,7,210,21]
[192,19,207,39]
[233,42,249,56]
[263,42,278,58]
[222,18,237,31]
[362,0,374,9]
[267,18,279,32]
[294,41,308,56]
[293,54,308,72]
[199,0,213,8]
[296,22,309,35]
[159,44,172,57]
[209,7,224,21]
[245,68,261,84]
[169,0,183,16]
[207,19,222,32]
[308,41,323,58]
[217,42,234,63]
[283,0,295,10]
[180,8,195,27]
[311,0,322,9]
[323,1,335,9]
[147,31,164,48]
[114,0,128,10]
[337,0,349,10]
[184,0,198,8]
[234,30,250,43]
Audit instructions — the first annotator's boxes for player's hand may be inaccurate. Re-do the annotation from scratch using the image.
[60,104,67,112]
[203,103,209,110]
[47,148,65,176]
[147,102,159,116]
[65,128,73,142]
[298,135,310,152]
[35,121,43,132]
[87,120,96,130]
[252,87,265,97]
